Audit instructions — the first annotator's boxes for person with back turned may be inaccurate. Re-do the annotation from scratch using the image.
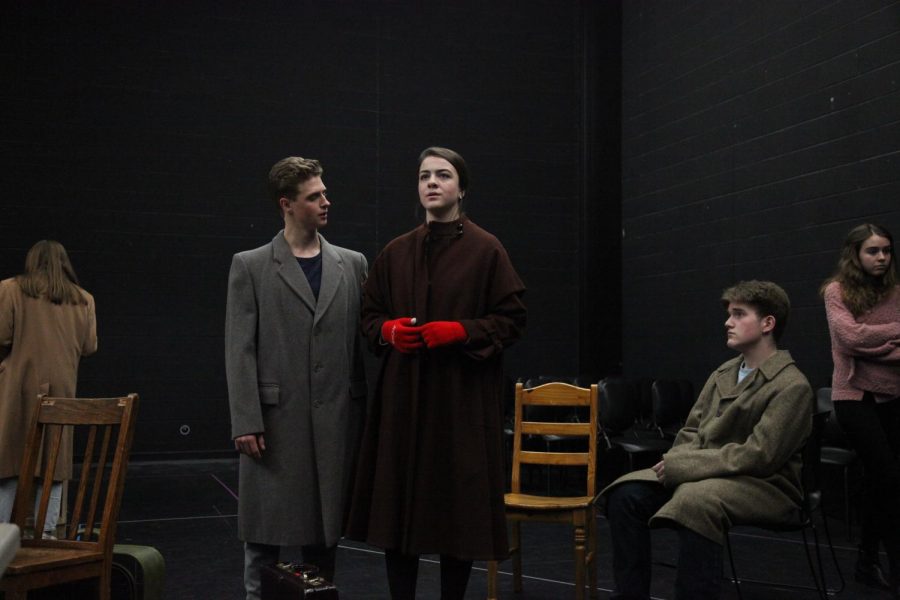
[225,157,368,600]
[0,240,98,538]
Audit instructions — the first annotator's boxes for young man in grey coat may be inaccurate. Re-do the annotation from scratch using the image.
[603,280,813,600]
[225,157,368,600]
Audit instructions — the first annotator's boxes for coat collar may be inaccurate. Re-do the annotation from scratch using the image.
[415,214,470,242]
[713,349,795,398]
[271,230,343,321]
[315,238,343,323]
[756,349,796,380]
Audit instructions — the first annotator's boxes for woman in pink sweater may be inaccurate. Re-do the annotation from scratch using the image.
[822,223,900,598]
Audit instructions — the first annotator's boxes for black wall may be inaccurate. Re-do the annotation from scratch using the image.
[0,2,622,457]
[622,1,900,391]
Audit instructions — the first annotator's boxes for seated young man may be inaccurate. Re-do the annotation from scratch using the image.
[603,280,813,600]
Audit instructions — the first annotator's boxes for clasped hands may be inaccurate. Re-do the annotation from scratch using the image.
[381,317,466,353]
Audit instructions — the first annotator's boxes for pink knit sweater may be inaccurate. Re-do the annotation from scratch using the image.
[824,281,900,400]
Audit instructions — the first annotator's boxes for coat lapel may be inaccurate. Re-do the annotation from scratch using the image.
[712,351,795,416]
[314,236,343,326]
[272,231,316,313]
[712,357,743,417]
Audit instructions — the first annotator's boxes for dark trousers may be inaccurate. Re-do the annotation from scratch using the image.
[302,543,338,581]
[606,481,723,600]
[834,396,900,580]
[384,549,473,600]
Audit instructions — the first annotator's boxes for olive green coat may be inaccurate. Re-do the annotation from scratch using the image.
[0,278,97,480]
[603,350,813,544]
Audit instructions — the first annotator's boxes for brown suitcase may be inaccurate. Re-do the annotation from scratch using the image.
[260,562,339,599]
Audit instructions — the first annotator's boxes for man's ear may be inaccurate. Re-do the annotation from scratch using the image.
[761,315,776,334]
[279,196,291,214]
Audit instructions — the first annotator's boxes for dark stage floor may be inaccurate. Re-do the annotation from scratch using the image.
[109,459,887,599]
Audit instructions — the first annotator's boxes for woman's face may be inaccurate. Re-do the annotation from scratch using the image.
[858,234,892,277]
[418,156,463,222]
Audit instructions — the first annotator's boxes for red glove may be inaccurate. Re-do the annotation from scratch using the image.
[381,317,423,353]
[420,321,467,349]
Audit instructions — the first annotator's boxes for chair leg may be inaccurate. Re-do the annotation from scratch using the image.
[574,516,586,600]
[102,568,112,600]
[588,508,598,599]
[511,521,523,593]
[842,466,852,541]
[724,532,744,600]
[487,560,499,600]
[799,524,828,600]
[819,507,846,594]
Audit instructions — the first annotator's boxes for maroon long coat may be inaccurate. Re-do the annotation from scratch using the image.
[346,217,526,560]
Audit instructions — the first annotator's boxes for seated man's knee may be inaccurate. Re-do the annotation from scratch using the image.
[671,480,725,511]
[607,481,667,522]
[666,480,733,537]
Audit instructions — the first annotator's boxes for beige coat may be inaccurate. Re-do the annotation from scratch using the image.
[0,278,97,480]
[603,350,812,544]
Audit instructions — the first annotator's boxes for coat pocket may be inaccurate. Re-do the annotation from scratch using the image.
[258,383,280,406]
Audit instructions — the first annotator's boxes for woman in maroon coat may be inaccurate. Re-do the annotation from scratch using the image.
[348,147,526,599]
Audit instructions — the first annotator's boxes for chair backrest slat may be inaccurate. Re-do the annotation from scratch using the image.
[84,425,113,538]
[38,397,126,425]
[511,382,598,496]
[33,424,65,534]
[521,422,591,436]
[68,425,97,540]
[519,451,590,466]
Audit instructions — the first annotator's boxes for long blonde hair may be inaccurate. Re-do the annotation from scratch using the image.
[16,240,87,305]
[820,223,897,317]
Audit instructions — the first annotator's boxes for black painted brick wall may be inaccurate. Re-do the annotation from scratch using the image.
[0,2,609,456]
[622,1,900,392]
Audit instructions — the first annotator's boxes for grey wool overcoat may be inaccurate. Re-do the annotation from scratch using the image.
[225,231,368,547]
[602,350,813,544]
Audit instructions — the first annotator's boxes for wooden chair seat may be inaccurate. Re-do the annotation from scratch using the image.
[504,493,597,511]
[5,545,104,575]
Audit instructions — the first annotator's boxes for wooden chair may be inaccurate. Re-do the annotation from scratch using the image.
[0,393,139,599]
[487,382,599,600]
